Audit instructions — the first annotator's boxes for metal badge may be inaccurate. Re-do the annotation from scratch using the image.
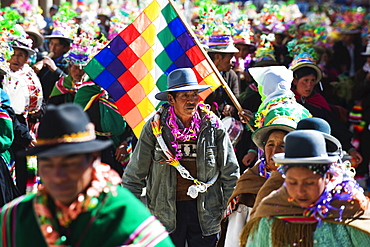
[187,185,199,199]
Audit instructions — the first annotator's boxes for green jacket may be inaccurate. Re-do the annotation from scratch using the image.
[0,186,174,246]
[74,82,129,148]
[0,108,13,165]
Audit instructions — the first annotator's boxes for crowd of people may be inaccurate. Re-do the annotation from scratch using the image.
[0,0,369,246]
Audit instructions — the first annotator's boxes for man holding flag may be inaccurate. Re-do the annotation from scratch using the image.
[84,0,240,244]
[122,68,239,246]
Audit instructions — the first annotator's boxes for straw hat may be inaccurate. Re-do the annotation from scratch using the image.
[25,26,44,48]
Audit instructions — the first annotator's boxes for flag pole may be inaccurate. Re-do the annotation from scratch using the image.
[168,0,255,131]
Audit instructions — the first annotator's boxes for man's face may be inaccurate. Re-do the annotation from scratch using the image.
[50,9,58,17]
[49,38,70,58]
[9,48,28,72]
[342,33,355,45]
[168,90,199,120]
[38,153,95,205]
[214,53,236,72]
[69,64,85,82]
[235,44,251,59]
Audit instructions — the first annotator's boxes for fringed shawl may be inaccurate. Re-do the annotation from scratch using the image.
[240,186,370,247]
[228,162,267,207]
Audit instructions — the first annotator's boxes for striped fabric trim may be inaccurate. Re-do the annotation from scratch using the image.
[224,196,239,218]
[83,91,105,111]
[1,195,27,247]
[274,215,318,224]
[99,98,120,114]
[79,81,96,87]
[55,77,74,95]
[0,111,11,121]
[122,215,169,246]
[95,130,113,137]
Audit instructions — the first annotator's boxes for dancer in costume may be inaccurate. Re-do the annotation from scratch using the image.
[0,103,174,247]
[0,88,21,207]
[122,68,239,246]
[74,80,133,177]
[34,24,72,100]
[240,130,370,246]
[48,38,90,105]
[2,34,43,194]
[289,51,363,166]
[218,65,310,247]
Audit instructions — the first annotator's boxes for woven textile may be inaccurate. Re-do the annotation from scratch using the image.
[85,0,221,137]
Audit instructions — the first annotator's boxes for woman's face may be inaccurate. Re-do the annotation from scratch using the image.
[285,166,328,208]
[264,130,286,170]
[9,48,28,72]
[293,74,316,98]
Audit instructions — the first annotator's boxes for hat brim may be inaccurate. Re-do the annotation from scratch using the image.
[273,152,338,164]
[155,84,212,101]
[26,31,44,48]
[252,60,280,67]
[44,35,73,41]
[234,42,255,47]
[206,45,239,53]
[252,124,295,150]
[361,52,370,56]
[341,29,361,34]
[19,139,112,158]
[11,45,35,56]
[290,62,322,84]
[322,132,342,155]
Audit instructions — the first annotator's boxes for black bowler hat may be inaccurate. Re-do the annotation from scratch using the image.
[22,103,112,158]
[273,130,338,165]
[296,117,342,157]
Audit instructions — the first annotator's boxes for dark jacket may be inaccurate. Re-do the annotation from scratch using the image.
[332,40,364,76]
[293,90,354,152]
[37,55,69,100]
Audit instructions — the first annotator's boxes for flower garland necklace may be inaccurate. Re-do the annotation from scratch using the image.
[33,163,121,246]
[151,103,219,198]
[166,105,201,160]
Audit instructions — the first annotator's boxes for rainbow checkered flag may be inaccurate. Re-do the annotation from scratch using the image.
[84,0,222,137]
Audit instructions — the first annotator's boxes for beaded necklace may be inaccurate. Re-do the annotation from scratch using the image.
[258,157,272,179]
